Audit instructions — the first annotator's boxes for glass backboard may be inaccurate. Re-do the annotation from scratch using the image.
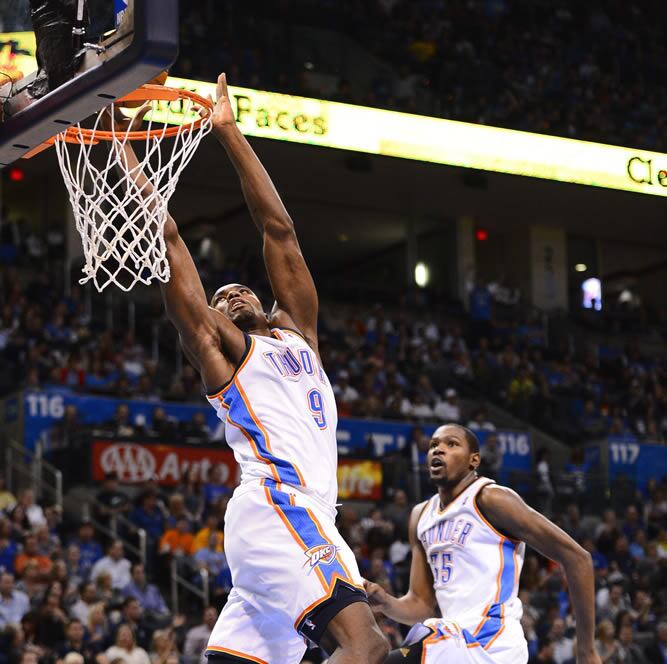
[0,0,178,166]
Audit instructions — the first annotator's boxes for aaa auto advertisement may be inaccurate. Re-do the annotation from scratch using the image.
[91,440,383,499]
[91,440,239,487]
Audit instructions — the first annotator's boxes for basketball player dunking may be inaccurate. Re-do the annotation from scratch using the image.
[365,424,602,664]
[113,74,388,664]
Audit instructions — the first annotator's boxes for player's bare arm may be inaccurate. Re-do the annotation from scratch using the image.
[364,501,436,625]
[211,73,319,352]
[106,108,246,391]
[476,485,602,664]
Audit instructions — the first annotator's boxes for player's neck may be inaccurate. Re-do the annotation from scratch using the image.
[436,472,479,510]
[241,323,272,337]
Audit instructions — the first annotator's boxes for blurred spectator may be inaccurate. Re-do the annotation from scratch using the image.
[434,388,461,422]
[105,404,136,438]
[90,540,131,591]
[616,624,645,664]
[68,521,102,580]
[36,582,68,649]
[148,408,176,439]
[123,564,169,617]
[15,562,44,606]
[479,433,503,482]
[17,490,45,529]
[192,513,223,554]
[409,393,434,421]
[202,465,231,509]
[117,597,151,650]
[129,491,165,543]
[0,571,29,629]
[105,623,150,664]
[64,545,85,589]
[0,478,16,512]
[15,534,53,578]
[8,505,31,541]
[193,533,228,577]
[183,606,218,664]
[333,370,360,414]
[644,622,667,663]
[149,629,180,664]
[177,468,204,523]
[181,412,211,443]
[597,582,631,623]
[95,474,131,527]
[165,494,193,530]
[86,602,109,649]
[69,581,97,624]
[548,617,573,664]
[595,619,620,663]
[467,407,496,432]
[159,518,194,559]
[55,618,101,664]
[383,490,410,537]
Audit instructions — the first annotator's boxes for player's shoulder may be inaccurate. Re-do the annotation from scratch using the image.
[475,482,526,529]
[409,497,434,525]
[476,481,522,507]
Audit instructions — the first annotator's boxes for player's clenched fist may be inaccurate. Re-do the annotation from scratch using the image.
[363,578,389,611]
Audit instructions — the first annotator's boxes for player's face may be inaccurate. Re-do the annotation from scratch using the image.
[210,284,266,329]
[427,425,479,486]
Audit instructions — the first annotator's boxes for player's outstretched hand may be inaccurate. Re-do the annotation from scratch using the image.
[100,103,151,134]
[363,578,390,612]
[211,73,237,134]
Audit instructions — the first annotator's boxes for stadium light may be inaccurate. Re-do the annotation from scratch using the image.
[415,262,430,287]
[8,167,24,182]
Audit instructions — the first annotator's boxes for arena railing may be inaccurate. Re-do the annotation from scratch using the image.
[5,439,63,509]
[80,498,211,612]
[80,499,147,567]
[169,558,210,614]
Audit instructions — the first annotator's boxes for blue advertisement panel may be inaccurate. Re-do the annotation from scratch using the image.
[607,438,667,490]
[23,389,217,451]
[23,389,532,473]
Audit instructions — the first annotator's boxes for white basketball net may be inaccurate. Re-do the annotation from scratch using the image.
[54,95,212,292]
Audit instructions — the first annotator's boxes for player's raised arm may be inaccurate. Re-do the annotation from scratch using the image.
[364,502,436,625]
[105,109,245,391]
[211,73,319,349]
[476,485,602,664]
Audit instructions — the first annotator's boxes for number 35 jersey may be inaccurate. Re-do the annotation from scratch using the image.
[207,328,339,507]
[417,478,526,651]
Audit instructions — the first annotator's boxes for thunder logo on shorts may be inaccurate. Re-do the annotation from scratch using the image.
[303,544,338,573]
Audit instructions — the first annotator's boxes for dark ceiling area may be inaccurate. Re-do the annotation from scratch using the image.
[14,132,667,277]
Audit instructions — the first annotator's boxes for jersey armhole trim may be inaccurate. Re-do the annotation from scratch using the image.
[206,333,253,398]
[274,326,308,342]
[472,485,522,545]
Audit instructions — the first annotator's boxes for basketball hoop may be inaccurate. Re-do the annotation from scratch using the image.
[48,84,213,292]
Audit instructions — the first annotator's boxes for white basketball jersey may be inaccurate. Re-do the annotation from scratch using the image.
[207,329,339,506]
[417,478,526,650]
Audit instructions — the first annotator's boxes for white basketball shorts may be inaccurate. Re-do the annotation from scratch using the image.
[206,479,366,664]
[392,618,528,664]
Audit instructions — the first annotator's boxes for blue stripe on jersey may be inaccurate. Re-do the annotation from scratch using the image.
[223,383,303,486]
[464,538,516,648]
[264,479,347,586]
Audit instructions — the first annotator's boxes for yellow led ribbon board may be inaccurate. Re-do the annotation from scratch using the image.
[164,76,667,198]
[1,34,665,199]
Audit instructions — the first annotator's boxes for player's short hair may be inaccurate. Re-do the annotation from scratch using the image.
[456,425,480,454]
